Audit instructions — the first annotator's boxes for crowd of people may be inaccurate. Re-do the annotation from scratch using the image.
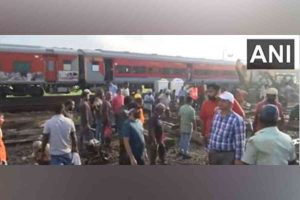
[0,81,298,166]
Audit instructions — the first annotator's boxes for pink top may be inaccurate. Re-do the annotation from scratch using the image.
[112,95,125,114]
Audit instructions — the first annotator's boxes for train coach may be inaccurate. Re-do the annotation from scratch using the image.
[0,44,240,97]
[0,44,79,97]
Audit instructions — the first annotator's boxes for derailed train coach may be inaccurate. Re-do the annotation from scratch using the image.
[0,44,240,97]
[93,50,240,91]
[0,44,79,97]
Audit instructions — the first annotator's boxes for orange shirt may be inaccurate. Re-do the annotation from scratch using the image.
[139,108,145,124]
[0,129,7,162]
[199,99,245,138]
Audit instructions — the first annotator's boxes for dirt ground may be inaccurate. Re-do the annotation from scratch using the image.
[3,110,298,165]
[3,111,208,165]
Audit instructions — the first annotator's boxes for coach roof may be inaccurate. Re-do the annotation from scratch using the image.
[96,49,235,66]
[0,44,77,55]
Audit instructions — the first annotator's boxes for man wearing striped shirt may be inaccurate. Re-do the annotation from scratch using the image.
[208,91,246,165]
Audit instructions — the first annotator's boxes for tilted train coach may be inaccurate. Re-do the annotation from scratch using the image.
[0,44,239,97]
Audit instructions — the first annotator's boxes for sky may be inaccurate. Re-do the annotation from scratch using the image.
[0,35,299,66]
[0,35,248,62]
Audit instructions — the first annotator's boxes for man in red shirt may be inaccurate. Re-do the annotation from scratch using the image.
[253,87,284,132]
[199,84,245,145]
[112,88,125,135]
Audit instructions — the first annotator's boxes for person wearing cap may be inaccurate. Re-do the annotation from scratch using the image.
[208,91,246,165]
[122,102,148,165]
[79,89,95,152]
[178,95,197,159]
[149,103,166,164]
[253,87,284,132]
[199,84,246,146]
[242,105,296,165]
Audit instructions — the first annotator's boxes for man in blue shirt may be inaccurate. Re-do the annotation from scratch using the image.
[208,91,246,165]
[108,81,118,97]
[122,102,147,165]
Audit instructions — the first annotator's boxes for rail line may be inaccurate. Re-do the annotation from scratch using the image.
[0,96,81,113]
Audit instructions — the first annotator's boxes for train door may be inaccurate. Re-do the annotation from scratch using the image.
[45,57,57,82]
[104,59,113,82]
[78,54,86,89]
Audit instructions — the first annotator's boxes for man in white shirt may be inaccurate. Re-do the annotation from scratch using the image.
[121,82,130,97]
[242,104,296,165]
[143,92,155,117]
[41,103,78,165]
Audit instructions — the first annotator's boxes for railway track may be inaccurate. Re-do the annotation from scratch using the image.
[0,96,81,112]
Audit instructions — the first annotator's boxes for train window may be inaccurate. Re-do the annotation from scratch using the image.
[92,61,99,72]
[195,70,213,76]
[132,66,146,74]
[172,68,185,74]
[63,60,72,71]
[116,65,131,73]
[221,70,235,76]
[13,61,31,74]
[162,68,172,74]
[148,67,160,74]
[47,60,55,71]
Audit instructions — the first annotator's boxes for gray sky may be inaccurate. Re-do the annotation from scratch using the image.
[0,35,247,61]
[0,35,299,66]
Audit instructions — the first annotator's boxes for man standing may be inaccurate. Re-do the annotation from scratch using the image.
[178,96,197,159]
[122,103,148,165]
[109,81,118,97]
[112,88,125,135]
[158,90,171,118]
[149,103,166,165]
[253,87,284,132]
[93,89,104,142]
[64,99,75,120]
[118,96,133,165]
[143,92,155,117]
[102,91,113,145]
[208,91,246,165]
[200,84,245,146]
[79,89,94,151]
[242,105,296,165]
[178,86,187,106]
[41,104,78,165]
[121,82,130,97]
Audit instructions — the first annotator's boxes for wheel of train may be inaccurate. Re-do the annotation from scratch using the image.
[29,86,44,97]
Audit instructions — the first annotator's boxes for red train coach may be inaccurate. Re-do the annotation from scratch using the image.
[191,61,239,84]
[97,50,239,88]
[97,50,189,89]
[0,44,79,97]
